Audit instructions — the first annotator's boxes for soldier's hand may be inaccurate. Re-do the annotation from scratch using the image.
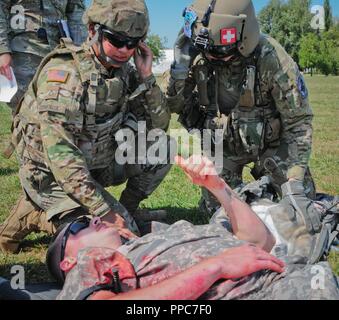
[175,155,226,191]
[213,245,285,279]
[0,53,13,81]
[102,211,138,240]
[134,41,153,79]
[281,180,322,234]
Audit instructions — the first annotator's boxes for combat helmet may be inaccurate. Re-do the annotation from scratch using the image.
[83,0,150,66]
[183,0,260,58]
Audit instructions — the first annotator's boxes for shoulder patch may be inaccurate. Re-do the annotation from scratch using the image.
[297,74,308,100]
[47,70,69,83]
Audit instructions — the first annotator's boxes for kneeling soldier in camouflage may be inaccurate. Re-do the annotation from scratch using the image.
[0,0,172,253]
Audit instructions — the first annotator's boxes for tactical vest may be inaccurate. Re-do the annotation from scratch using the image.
[10,39,141,171]
[193,46,281,158]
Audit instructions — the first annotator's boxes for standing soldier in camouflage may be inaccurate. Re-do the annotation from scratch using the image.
[0,0,172,253]
[167,0,319,226]
[0,0,87,112]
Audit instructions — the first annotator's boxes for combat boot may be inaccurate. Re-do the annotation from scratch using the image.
[0,195,55,254]
[130,209,167,236]
[132,209,167,222]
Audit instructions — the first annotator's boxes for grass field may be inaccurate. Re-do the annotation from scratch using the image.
[0,75,338,283]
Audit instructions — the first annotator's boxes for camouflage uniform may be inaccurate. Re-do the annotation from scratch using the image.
[0,20,172,252]
[167,33,316,214]
[0,0,87,111]
[56,216,339,300]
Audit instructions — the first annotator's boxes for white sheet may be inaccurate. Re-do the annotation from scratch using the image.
[0,67,18,103]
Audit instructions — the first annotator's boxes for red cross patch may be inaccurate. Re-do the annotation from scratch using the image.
[220,28,237,45]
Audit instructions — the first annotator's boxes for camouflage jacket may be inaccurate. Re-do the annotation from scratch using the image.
[12,40,171,218]
[57,220,339,300]
[167,34,313,181]
[0,0,86,56]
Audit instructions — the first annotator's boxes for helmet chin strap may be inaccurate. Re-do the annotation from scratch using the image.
[89,24,128,68]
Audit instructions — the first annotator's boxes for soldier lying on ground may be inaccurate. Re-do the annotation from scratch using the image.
[0,0,172,254]
[46,155,339,300]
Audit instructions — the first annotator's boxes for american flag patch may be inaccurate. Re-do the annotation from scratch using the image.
[47,70,69,83]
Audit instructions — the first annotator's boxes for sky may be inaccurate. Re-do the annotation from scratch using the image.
[85,0,339,47]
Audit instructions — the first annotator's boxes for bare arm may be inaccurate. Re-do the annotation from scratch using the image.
[210,183,276,252]
[90,245,284,300]
[175,155,276,252]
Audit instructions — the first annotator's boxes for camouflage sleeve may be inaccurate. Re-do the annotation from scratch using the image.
[166,66,198,117]
[265,49,314,181]
[0,0,12,55]
[37,62,111,217]
[143,75,171,131]
[130,68,171,131]
[166,28,199,115]
[65,0,87,45]
[166,74,187,114]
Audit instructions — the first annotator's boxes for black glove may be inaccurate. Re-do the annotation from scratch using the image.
[281,180,322,234]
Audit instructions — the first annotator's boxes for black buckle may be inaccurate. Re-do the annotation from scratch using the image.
[37,28,48,41]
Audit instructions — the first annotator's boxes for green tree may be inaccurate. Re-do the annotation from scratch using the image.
[258,0,313,63]
[146,33,166,63]
[317,30,339,75]
[258,0,284,35]
[299,33,320,75]
[334,17,339,32]
[324,0,333,31]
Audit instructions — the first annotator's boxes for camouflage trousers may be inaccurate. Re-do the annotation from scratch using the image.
[0,191,85,253]
[200,144,316,216]
[18,136,173,232]
[8,53,43,113]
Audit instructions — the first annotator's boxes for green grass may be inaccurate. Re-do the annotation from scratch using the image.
[0,75,338,283]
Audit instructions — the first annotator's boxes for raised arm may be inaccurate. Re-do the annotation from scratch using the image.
[176,155,276,252]
[133,42,171,131]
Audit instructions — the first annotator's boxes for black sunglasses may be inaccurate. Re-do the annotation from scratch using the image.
[102,29,141,50]
[60,216,91,264]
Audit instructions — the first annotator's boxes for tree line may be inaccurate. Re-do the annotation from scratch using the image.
[258,0,339,76]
